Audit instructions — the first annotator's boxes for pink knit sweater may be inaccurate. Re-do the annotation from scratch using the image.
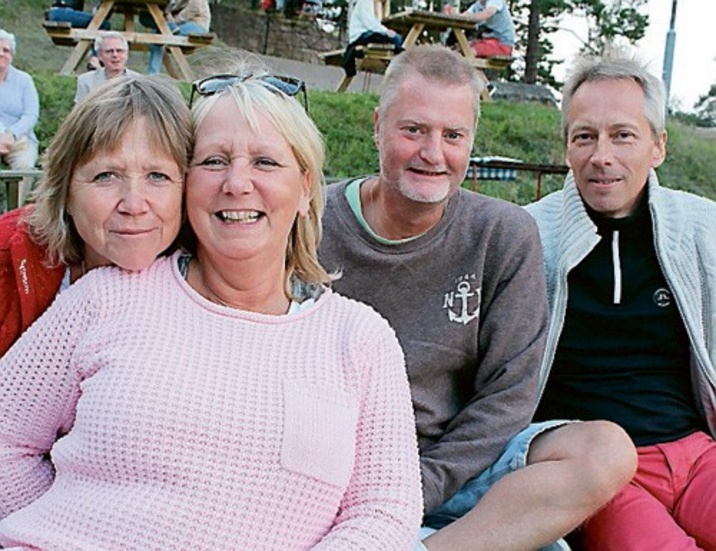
[0,253,422,550]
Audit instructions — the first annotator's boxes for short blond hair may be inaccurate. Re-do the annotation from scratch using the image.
[26,75,193,266]
[185,73,332,296]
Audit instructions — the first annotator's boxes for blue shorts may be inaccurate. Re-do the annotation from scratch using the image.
[413,420,572,551]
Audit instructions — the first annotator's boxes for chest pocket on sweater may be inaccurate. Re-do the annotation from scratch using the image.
[281,380,358,488]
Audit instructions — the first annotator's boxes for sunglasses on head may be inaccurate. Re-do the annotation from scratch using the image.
[189,73,308,111]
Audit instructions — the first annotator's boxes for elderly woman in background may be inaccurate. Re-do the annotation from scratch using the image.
[0,29,39,206]
[0,69,422,549]
[0,75,191,357]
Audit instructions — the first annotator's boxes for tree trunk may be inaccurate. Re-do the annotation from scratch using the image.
[523,0,540,83]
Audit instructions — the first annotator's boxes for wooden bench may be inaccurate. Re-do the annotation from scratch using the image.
[1,169,44,213]
[43,20,76,47]
[43,21,215,53]
[467,55,513,100]
[471,55,514,71]
[319,43,396,92]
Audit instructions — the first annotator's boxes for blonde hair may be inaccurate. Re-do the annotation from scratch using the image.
[26,75,193,266]
[185,73,332,297]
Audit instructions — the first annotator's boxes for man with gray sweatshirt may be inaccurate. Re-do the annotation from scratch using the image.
[318,44,636,551]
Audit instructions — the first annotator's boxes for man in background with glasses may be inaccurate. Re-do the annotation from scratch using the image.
[318,44,637,550]
[75,32,138,103]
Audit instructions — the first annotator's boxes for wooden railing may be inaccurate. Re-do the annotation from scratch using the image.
[1,170,44,213]
[467,157,569,200]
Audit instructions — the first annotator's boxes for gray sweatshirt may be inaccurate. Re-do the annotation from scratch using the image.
[319,179,549,512]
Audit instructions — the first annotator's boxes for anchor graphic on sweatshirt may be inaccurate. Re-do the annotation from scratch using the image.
[445,281,480,325]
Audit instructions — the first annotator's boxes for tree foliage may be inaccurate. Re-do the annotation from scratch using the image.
[510,0,649,86]
[694,84,716,125]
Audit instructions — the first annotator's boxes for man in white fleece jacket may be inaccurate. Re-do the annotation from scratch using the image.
[527,47,716,550]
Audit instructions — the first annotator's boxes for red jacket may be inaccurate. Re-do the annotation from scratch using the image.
[0,206,65,357]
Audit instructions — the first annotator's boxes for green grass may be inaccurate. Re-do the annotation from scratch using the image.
[4,0,715,206]
[11,73,716,207]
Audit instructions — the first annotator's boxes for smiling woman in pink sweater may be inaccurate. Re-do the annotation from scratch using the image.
[0,69,422,550]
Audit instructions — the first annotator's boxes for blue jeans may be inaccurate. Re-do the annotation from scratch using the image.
[47,7,111,30]
[147,21,207,74]
[414,420,573,551]
[356,29,403,48]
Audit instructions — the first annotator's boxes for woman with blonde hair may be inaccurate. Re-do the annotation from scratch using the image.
[0,69,422,549]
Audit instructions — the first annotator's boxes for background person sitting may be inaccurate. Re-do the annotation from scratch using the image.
[0,29,39,207]
[0,75,191,358]
[343,0,402,78]
[144,0,211,75]
[75,32,139,103]
[451,0,515,58]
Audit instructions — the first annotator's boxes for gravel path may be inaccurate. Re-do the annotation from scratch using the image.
[254,53,384,94]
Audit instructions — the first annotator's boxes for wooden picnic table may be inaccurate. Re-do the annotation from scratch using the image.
[382,9,513,97]
[42,0,214,81]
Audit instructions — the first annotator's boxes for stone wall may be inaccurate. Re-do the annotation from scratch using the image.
[490,81,558,107]
[211,4,342,64]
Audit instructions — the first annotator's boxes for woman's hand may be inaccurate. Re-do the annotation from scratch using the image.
[0,131,15,154]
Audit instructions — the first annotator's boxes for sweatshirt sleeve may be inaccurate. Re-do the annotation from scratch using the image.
[313,312,422,550]
[0,281,95,518]
[420,213,548,512]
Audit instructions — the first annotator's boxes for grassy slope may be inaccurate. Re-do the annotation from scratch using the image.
[5,0,715,206]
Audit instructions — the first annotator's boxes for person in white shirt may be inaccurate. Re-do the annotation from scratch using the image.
[343,0,402,77]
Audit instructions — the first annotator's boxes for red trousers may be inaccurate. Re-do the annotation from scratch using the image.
[579,431,716,550]
[469,37,512,58]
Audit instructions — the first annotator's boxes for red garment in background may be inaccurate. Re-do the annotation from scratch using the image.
[0,206,64,357]
[470,37,512,58]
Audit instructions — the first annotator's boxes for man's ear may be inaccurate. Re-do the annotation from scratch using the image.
[651,130,667,169]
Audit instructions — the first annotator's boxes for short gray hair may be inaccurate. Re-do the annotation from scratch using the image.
[561,46,666,144]
[0,29,16,54]
[378,44,482,126]
[94,31,128,53]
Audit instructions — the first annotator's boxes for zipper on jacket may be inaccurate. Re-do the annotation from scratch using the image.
[611,230,622,304]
